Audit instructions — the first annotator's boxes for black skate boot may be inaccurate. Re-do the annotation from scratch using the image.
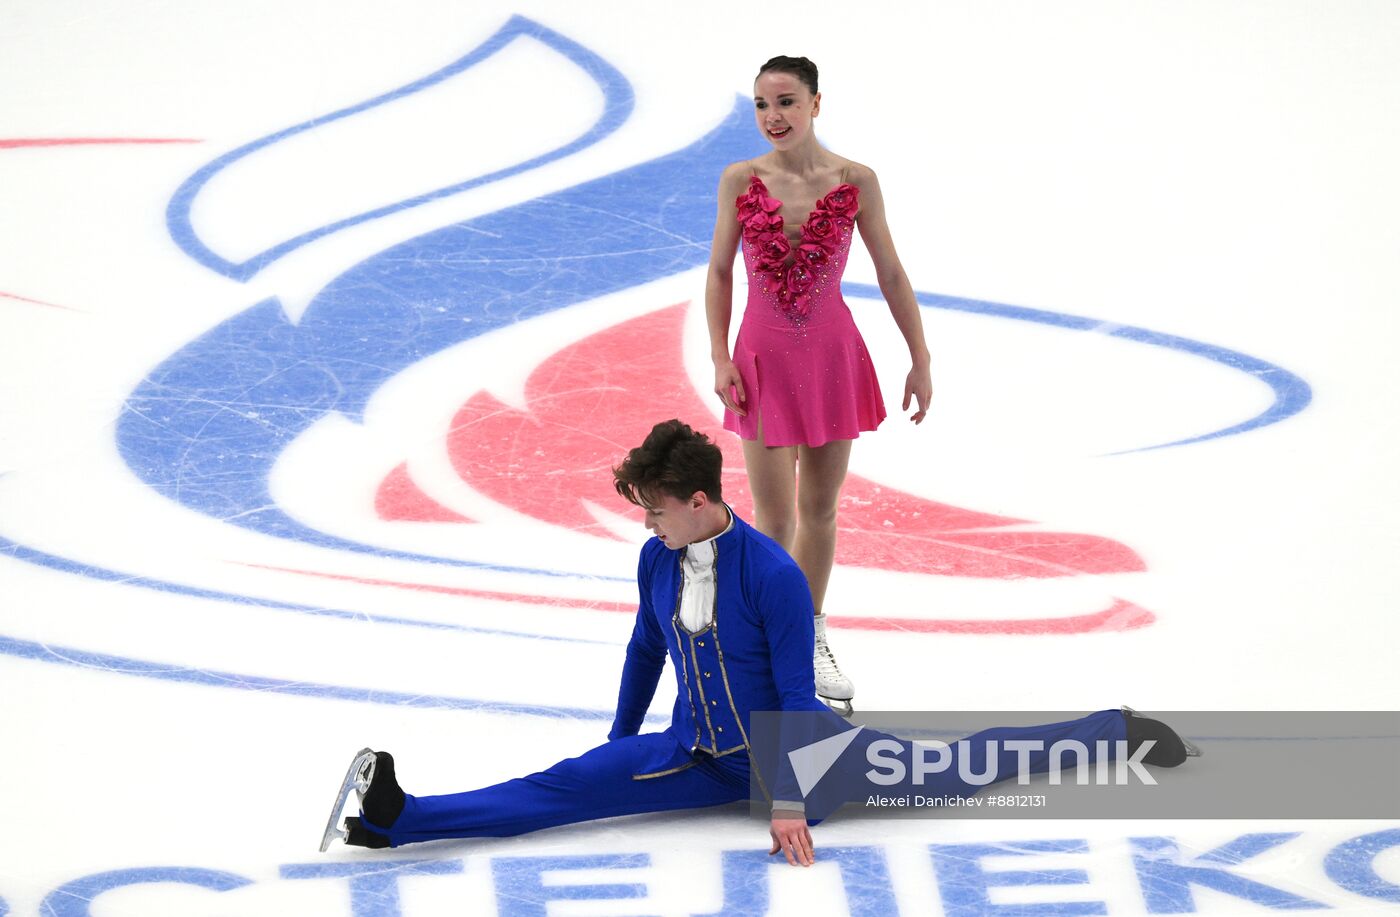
[343,816,392,849]
[1121,706,1202,767]
[359,750,405,830]
[320,749,405,851]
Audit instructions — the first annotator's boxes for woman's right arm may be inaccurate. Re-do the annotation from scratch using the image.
[707,164,749,416]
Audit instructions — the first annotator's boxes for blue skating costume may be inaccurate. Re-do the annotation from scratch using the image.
[364,510,1126,847]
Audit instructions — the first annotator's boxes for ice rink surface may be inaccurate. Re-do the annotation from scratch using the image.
[2,1,1398,913]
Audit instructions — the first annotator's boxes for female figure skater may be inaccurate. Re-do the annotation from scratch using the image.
[707,55,932,713]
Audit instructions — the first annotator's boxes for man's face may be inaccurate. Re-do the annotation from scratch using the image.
[641,491,707,550]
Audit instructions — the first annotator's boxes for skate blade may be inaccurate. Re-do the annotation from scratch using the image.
[820,696,854,718]
[319,748,376,852]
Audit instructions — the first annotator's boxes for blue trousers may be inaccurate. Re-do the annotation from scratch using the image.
[798,709,1128,821]
[366,733,751,847]
[365,709,1126,847]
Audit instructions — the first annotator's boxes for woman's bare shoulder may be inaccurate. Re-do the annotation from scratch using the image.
[840,159,879,188]
[719,159,759,194]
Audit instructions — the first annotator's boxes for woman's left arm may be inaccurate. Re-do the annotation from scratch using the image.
[851,164,932,423]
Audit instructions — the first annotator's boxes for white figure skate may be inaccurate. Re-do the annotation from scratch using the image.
[814,613,854,717]
[319,748,376,852]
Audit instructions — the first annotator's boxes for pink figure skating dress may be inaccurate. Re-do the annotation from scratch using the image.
[723,173,886,447]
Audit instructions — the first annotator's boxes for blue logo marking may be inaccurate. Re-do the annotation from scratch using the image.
[0,16,1314,712]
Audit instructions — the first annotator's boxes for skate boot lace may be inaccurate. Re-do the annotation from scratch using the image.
[814,635,844,681]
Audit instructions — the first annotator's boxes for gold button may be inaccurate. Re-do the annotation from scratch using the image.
[698,640,705,647]
[711,700,718,706]
[704,671,711,678]
[718,726,724,733]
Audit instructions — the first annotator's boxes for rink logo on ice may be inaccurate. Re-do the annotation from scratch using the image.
[83,7,1169,670]
[116,17,1301,607]
[11,829,1399,915]
[0,14,1314,711]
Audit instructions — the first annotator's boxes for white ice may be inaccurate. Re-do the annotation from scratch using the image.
[1,1,1397,915]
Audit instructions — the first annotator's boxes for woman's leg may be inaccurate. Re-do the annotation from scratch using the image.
[742,425,855,710]
[792,439,853,615]
[740,414,798,551]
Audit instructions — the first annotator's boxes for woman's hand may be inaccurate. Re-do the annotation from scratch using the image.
[769,811,814,866]
[903,362,932,424]
[714,359,748,416]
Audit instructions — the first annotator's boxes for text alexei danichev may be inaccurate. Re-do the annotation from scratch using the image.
[865,794,1049,808]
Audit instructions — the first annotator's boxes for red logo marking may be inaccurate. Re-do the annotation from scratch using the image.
[240,564,1152,634]
[341,305,1155,634]
[443,305,1144,579]
[1,290,80,312]
[375,463,474,523]
[0,138,200,149]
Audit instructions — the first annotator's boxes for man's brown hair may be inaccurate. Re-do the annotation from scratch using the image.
[613,419,724,507]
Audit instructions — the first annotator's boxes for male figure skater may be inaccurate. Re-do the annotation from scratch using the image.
[321,419,1196,864]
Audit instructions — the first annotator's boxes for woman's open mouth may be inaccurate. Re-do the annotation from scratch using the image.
[768,126,792,139]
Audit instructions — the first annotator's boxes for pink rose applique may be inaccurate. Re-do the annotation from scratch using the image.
[818,184,859,219]
[797,242,829,269]
[801,214,841,252]
[736,179,783,242]
[753,233,791,273]
[743,210,783,238]
[779,261,816,314]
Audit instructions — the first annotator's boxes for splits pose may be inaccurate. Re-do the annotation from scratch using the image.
[707,56,934,714]
[322,420,1197,864]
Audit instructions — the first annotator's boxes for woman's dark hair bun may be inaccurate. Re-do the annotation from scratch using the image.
[757,56,818,95]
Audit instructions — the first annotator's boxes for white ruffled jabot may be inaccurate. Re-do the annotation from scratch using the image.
[678,511,733,633]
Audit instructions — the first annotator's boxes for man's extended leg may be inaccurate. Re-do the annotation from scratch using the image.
[905,708,1130,800]
[352,734,750,848]
[803,708,1132,820]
